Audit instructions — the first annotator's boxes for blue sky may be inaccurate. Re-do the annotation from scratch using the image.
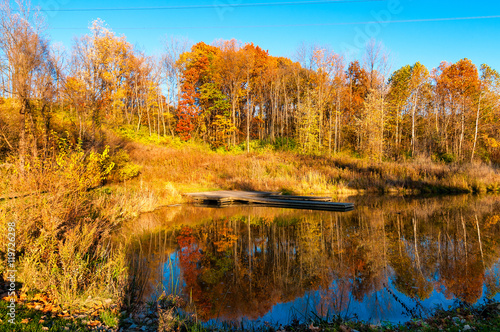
[29,0,500,74]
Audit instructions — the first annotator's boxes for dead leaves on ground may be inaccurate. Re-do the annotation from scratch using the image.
[4,292,117,329]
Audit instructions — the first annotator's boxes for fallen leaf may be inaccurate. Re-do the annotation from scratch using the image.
[42,304,53,313]
[88,320,101,327]
[21,318,30,324]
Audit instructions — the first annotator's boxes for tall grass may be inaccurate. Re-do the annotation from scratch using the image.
[0,138,156,308]
[123,138,500,197]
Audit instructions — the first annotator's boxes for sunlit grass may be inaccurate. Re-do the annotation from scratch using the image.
[120,134,500,198]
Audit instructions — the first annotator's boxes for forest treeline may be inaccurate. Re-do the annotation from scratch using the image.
[1,1,499,164]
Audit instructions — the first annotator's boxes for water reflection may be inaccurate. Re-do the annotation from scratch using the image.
[127,195,500,324]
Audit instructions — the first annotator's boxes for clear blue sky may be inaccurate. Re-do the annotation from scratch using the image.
[28,0,500,74]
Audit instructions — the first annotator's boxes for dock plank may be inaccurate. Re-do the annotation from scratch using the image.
[266,195,332,202]
[184,191,354,212]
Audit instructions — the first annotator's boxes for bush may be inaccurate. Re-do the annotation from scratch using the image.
[109,150,142,182]
[55,137,115,191]
[434,152,456,164]
[273,137,297,151]
[0,136,129,306]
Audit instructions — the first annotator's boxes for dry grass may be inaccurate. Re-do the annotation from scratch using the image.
[121,140,500,198]
[0,142,158,308]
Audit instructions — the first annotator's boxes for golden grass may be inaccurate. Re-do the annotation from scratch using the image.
[121,140,500,199]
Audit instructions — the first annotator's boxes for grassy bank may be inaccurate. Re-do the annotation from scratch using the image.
[117,127,500,208]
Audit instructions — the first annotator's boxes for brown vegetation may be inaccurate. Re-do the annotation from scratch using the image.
[122,137,500,204]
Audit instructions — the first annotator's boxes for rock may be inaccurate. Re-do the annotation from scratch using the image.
[463,325,471,331]
[123,317,133,324]
[140,326,147,331]
[129,324,137,329]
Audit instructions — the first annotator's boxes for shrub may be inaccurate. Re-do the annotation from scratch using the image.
[0,136,130,306]
[433,152,456,164]
[109,150,142,182]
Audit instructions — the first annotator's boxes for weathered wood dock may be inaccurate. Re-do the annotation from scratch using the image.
[184,191,354,212]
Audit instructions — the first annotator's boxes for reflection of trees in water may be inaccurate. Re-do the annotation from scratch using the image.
[384,198,500,304]
[176,215,334,320]
[130,196,500,321]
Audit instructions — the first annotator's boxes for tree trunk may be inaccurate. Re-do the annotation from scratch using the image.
[471,93,482,162]
[411,99,416,157]
[246,83,250,153]
[459,97,465,160]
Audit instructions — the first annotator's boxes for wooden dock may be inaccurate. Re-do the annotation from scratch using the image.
[184,191,354,212]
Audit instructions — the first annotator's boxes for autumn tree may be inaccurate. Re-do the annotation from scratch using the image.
[387,65,411,157]
[471,64,500,162]
[361,90,386,160]
[434,59,480,160]
[329,54,346,155]
[345,61,369,153]
[69,19,131,143]
[177,42,220,141]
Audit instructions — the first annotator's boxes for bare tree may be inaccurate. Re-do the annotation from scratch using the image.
[162,36,190,102]
[162,35,190,136]
[0,0,56,165]
[363,39,392,160]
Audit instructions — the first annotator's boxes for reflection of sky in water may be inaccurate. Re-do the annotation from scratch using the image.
[159,253,183,296]
[157,253,500,326]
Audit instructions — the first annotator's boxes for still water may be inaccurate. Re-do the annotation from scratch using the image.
[127,195,500,326]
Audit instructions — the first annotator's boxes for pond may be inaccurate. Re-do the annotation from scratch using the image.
[126,195,500,327]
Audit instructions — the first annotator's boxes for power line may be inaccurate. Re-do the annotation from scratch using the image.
[33,0,382,12]
[48,14,500,30]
